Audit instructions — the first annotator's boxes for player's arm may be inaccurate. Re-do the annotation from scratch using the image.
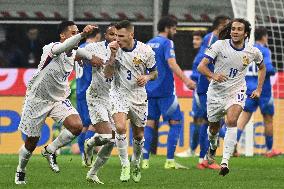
[251,50,266,98]
[263,48,275,76]
[168,58,195,89]
[52,25,98,55]
[76,48,103,67]
[104,41,120,78]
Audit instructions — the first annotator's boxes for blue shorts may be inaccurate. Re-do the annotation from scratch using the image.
[244,95,274,115]
[77,98,91,127]
[148,95,182,121]
[191,93,207,119]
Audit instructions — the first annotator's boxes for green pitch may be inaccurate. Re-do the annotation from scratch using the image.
[2,154,284,189]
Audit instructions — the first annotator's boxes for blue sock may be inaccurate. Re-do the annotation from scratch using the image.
[237,129,243,142]
[85,130,95,141]
[199,123,209,159]
[143,126,154,159]
[265,135,273,151]
[190,123,200,151]
[219,124,227,138]
[167,123,182,159]
[77,132,86,156]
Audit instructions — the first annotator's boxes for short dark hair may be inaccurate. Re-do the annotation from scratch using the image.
[219,18,251,40]
[192,30,205,38]
[158,16,178,32]
[87,28,100,39]
[57,21,75,35]
[255,27,268,41]
[212,15,230,31]
[115,20,133,30]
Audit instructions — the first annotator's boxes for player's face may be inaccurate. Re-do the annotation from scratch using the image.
[192,35,202,49]
[167,26,177,39]
[105,26,117,43]
[117,28,133,48]
[230,22,247,43]
[60,25,79,42]
[218,19,230,32]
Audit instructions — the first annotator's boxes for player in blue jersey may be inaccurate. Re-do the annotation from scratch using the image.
[236,27,281,157]
[76,29,102,166]
[194,15,230,170]
[142,16,196,169]
[176,30,204,158]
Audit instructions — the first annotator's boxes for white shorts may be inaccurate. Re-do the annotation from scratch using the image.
[86,91,113,126]
[110,90,148,127]
[19,96,78,137]
[207,88,246,123]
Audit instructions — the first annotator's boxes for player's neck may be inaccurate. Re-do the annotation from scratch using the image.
[230,40,245,49]
[255,40,265,46]
[158,32,168,38]
[124,39,135,50]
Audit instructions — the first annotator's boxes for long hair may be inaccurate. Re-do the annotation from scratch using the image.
[219,18,251,40]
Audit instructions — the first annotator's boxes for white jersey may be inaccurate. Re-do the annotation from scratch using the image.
[27,42,76,101]
[205,39,263,94]
[112,40,156,103]
[84,41,112,100]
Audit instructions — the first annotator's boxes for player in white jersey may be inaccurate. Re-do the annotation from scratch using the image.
[105,20,158,183]
[15,21,103,185]
[197,18,266,176]
[79,24,118,184]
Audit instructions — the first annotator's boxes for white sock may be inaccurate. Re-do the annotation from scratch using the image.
[17,145,32,173]
[88,141,114,176]
[222,127,237,165]
[207,128,219,150]
[47,129,75,153]
[87,133,112,147]
[115,133,129,166]
[199,158,204,163]
[132,138,144,166]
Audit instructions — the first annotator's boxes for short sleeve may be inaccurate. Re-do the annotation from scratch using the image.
[254,48,263,66]
[164,40,176,61]
[146,48,156,71]
[204,40,222,62]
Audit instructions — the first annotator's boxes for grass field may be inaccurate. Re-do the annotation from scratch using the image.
[1,154,284,189]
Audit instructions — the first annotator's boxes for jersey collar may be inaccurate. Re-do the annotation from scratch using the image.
[229,39,245,51]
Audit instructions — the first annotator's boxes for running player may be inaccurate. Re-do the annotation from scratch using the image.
[15,21,103,184]
[110,20,158,182]
[76,29,101,166]
[80,24,118,184]
[236,27,281,157]
[142,16,195,170]
[198,18,266,176]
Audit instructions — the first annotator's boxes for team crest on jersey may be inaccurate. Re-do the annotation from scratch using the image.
[242,56,249,66]
[133,56,143,67]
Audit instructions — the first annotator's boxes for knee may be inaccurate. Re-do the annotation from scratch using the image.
[25,137,39,152]
[226,117,238,127]
[115,123,126,134]
[133,133,144,141]
[69,122,83,136]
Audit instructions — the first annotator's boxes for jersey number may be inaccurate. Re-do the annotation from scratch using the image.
[126,70,132,80]
[229,68,238,78]
[63,71,71,81]
[105,77,113,83]
[62,99,72,107]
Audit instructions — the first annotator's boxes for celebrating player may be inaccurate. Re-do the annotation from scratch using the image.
[15,21,103,184]
[81,24,118,184]
[142,16,195,170]
[109,20,157,182]
[198,18,266,176]
[236,27,280,157]
[75,28,101,166]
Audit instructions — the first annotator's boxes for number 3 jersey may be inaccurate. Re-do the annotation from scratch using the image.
[205,39,263,95]
[84,41,112,100]
[27,42,77,102]
[112,40,156,103]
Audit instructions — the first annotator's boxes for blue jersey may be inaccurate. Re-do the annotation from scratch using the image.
[76,42,92,101]
[196,32,218,94]
[190,48,203,82]
[245,43,275,97]
[146,35,176,97]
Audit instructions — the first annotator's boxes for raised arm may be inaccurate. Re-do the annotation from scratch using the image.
[104,41,120,78]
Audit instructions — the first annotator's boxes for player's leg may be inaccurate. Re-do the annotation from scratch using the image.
[219,104,242,176]
[87,122,114,184]
[142,97,160,169]
[131,125,144,182]
[113,112,130,182]
[43,99,82,173]
[260,97,281,157]
[15,97,50,184]
[160,95,187,169]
